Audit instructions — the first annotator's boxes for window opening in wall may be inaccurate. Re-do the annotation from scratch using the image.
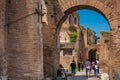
[74,17,77,24]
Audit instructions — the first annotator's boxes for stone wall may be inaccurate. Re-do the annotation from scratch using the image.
[6,0,44,80]
[99,32,110,73]
[42,0,63,79]
[0,0,120,80]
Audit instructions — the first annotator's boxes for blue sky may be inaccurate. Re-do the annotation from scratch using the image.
[78,9,110,37]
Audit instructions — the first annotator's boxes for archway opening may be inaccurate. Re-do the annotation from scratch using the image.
[88,49,97,62]
[57,5,111,76]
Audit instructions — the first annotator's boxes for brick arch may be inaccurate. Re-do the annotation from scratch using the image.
[56,0,118,35]
[55,1,119,78]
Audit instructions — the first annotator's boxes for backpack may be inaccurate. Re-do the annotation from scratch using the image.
[57,69,62,77]
[57,68,66,78]
[61,70,65,78]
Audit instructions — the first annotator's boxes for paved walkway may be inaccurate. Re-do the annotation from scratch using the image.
[67,70,99,80]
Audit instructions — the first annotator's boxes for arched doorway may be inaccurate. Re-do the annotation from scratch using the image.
[42,0,120,79]
[88,49,97,62]
[56,4,111,70]
[55,1,119,79]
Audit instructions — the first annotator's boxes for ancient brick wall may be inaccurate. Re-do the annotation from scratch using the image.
[6,0,44,80]
[59,11,84,68]
[0,0,119,79]
[55,0,120,79]
[99,32,110,73]
[42,0,63,78]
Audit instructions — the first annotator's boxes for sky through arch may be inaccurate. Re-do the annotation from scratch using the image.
[78,9,110,37]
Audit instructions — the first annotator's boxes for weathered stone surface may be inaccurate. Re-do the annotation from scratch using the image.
[6,0,44,80]
[0,0,120,80]
[99,32,110,73]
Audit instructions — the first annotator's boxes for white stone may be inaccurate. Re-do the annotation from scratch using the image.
[101,73,109,80]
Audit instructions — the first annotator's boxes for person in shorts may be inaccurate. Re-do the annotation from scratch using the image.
[85,59,91,77]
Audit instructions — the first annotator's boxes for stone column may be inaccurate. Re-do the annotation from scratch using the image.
[6,0,44,80]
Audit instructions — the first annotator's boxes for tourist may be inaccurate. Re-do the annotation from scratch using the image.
[85,59,91,77]
[57,64,66,80]
[94,62,99,77]
[77,61,81,72]
[70,60,76,77]
[96,59,99,73]
[92,61,95,76]
[81,61,84,71]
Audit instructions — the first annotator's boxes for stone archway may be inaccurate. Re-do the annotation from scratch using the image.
[0,0,119,80]
[55,0,120,79]
[5,0,44,80]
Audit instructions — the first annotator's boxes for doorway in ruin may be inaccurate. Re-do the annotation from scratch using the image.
[88,49,97,62]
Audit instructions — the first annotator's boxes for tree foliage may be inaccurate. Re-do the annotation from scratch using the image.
[69,32,77,42]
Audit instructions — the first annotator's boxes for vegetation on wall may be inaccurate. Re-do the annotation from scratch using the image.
[68,25,77,42]
[81,26,91,32]
[69,32,77,42]
[101,31,110,34]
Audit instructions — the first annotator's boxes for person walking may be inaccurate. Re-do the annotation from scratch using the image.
[81,61,84,71]
[96,59,100,73]
[70,60,76,77]
[85,59,91,77]
[57,64,66,80]
[92,61,95,76]
[94,62,99,77]
[77,61,81,72]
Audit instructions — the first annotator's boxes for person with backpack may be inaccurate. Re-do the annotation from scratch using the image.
[57,64,66,80]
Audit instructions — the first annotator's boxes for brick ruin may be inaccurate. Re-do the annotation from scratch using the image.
[59,11,98,68]
[99,32,110,73]
[59,12,82,68]
[0,0,120,80]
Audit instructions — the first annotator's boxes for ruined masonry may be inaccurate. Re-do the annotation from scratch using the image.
[0,0,120,80]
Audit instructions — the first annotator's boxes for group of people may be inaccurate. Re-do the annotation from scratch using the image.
[70,60,84,77]
[57,59,100,79]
